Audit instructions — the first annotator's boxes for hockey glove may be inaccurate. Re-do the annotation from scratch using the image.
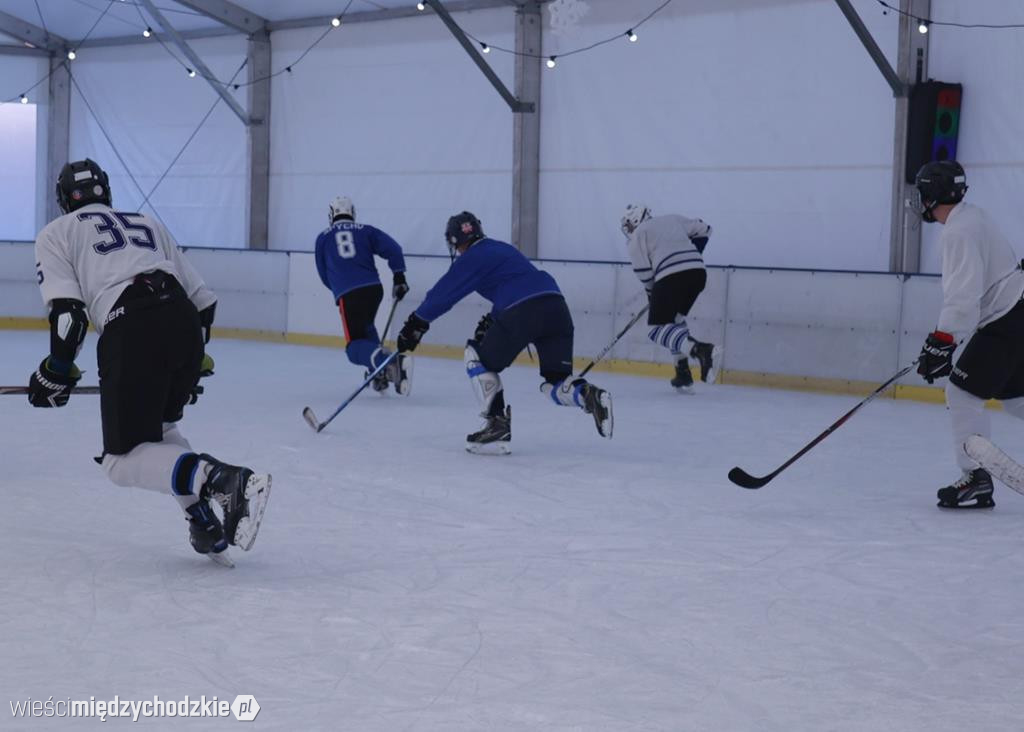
[917,330,955,384]
[28,358,81,408]
[397,313,430,353]
[473,313,494,343]
[691,236,709,254]
[392,272,410,302]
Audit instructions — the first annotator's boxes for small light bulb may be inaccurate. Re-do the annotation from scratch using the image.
[627,29,637,42]
[417,2,426,10]
[20,94,28,104]
[918,20,929,34]
[546,56,557,68]
[481,42,490,54]
[143,27,152,38]
[67,49,76,60]
[187,68,196,77]
[331,16,341,27]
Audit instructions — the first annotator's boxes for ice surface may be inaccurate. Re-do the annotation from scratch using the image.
[2,330,1024,731]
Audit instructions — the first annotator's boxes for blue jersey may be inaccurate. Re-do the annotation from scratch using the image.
[415,238,561,323]
[314,221,406,301]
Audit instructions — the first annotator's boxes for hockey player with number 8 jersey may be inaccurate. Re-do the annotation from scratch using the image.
[314,197,410,394]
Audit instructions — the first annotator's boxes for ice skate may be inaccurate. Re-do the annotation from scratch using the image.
[689,341,722,384]
[199,455,272,550]
[936,467,994,509]
[671,356,695,394]
[466,406,511,455]
[581,384,614,438]
[185,500,234,567]
[389,352,412,396]
[366,367,389,393]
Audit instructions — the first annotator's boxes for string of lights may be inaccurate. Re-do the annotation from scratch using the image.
[1,0,118,105]
[426,0,674,68]
[875,0,1024,33]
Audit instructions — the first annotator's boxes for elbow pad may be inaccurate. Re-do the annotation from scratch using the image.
[49,299,88,365]
[198,302,216,344]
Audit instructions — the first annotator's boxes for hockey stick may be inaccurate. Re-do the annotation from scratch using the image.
[1,386,101,395]
[302,351,400,433]
[728,362,918,489]
[578,305,650,379]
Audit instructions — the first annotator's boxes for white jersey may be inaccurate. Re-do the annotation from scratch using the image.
[34,203,216,335]
[937,202,1024,338]
[627,214,710,291]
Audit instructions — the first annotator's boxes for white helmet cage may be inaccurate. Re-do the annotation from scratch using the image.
[621,203,652,236]
[329,196,355,224]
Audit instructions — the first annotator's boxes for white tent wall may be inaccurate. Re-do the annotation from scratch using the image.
[920,0,1024,274]
[0,54,49,239]
[268,7,516,255]
[537,0,897,268]
[67,36,248,249]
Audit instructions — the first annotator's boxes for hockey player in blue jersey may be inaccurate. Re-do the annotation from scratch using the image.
[396,211,613,454]
[315,196,411,394]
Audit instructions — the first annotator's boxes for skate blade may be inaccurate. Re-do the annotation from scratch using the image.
[937,499,995,510]
[234,474,272,551]
[674,384,695,395]
[207,549,235,568]
[465,441,511,456]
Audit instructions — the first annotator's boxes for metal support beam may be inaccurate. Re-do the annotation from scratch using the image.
[246,30,271,250]
[889,0,930,273]
[833,0,907,97]
[79,1,540,48]
[512,1,541,256]
[0,44,50,57]
[425,0,534,113]
[172,0,266,34]
[0,9,66,52]
[46,59,71,224]
[139,0,252,125]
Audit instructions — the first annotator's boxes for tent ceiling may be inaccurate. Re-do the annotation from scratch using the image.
[0,0,516,48]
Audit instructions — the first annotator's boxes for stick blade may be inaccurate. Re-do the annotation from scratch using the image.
[301,407,321,433]
[728,467,772,489]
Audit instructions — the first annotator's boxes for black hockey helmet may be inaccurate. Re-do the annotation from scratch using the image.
[445,211,484,255]
[56,158,111,214]
[914,160,967,222]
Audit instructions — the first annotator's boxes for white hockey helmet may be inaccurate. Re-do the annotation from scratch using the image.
[621,203,652,236]
[329,196,355,224]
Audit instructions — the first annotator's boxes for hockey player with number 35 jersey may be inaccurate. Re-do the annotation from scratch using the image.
[30,159,271,566]
[314,196,410,394]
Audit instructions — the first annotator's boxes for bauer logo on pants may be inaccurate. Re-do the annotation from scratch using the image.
[231,695,260,721]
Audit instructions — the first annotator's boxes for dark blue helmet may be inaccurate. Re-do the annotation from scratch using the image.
[445,211,484,255]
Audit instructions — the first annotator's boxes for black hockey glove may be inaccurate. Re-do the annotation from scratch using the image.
[473,313,494,342]
[392,272,410,302]
[28,358,81,408]
[691,236,709,254]
[917,330,955,384]
[397,313,430,353]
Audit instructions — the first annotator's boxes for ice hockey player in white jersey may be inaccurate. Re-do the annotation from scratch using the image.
[912,161,1024,508]
[622,204,722,393]
[30,159,271,565]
